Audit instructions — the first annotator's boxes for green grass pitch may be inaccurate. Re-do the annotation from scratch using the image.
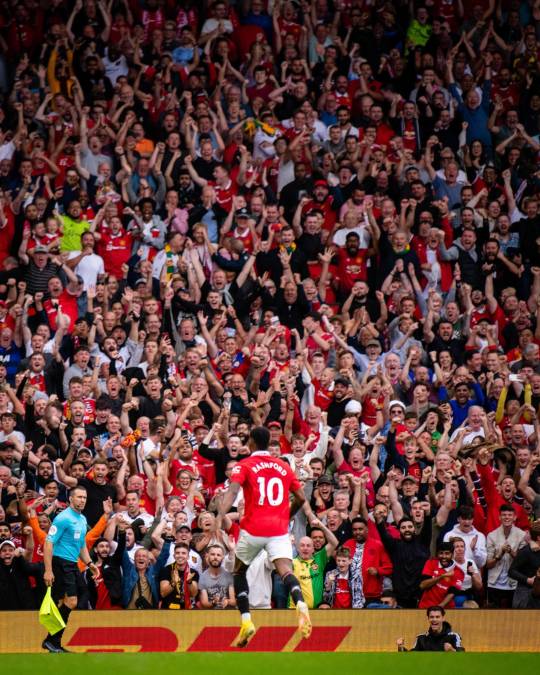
[2,653,537,675]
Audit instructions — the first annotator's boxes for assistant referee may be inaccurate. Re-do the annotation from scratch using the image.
[42,485,98,653]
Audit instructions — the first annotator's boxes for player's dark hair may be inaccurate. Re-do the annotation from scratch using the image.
[426,605,445,616]
[250,426,270,451]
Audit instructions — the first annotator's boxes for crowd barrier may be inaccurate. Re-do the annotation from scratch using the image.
[0,610,538,652]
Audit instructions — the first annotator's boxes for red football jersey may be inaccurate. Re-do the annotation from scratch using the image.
[230,451,301,537]
[418,559,464,609]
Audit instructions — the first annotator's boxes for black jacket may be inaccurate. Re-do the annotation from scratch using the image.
[0,557,42,610]
[376,519,431,604]
[410,621,465,651]
[87,530,126,608]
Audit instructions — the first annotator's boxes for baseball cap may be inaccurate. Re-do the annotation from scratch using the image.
[402,475,419,483]
[345,400,362,415]
[314,179,328,187]
[366,339,381,348]
[267,421,281,429]
[133,278,147,287]
[77,447,93,457]
[0,539,16,549]
[176,524,191,533]
[235,208,251,219]
[389,400,406,411]
[317,475,333,486]
[34,245,48,253]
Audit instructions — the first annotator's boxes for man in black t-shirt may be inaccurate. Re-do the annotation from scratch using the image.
[158,543,199,609]
[56,458,118,526]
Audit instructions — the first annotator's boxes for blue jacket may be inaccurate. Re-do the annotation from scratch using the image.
[438,382,485,429]
[449,80,492,149]
[121,543,169,608]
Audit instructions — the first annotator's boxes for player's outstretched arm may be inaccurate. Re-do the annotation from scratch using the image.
[290,487,306,518]
[219,482,242,518]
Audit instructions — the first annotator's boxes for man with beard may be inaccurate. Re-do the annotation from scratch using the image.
[438,381,485,429]
[341,280,381,321]
[300,181,337,232]
[378,230,422,284]
[334,232,369,300]
[326,378,353,427]
[56,459,118,527]
[159,542,199,609]
[481,238,521,295]
[438,227,482,289]
[342,517,393,607]
[20,457,56,495]
[279,162,314,223]
[198,544,235,609]
[424,319,465,364]
[418,542,464,608]
[198,424,248,485]
[374,512,431,607]
[87,522,127,609]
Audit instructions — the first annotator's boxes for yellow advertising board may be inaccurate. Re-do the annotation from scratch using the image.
[0,610,538,653]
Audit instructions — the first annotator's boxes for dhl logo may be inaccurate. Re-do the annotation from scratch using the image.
[67,626,352,652]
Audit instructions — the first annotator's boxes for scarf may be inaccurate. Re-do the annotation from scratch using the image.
[244,118,276,138]
[164,244,175,281]
[170,563,192,609]
[280,243,297,254]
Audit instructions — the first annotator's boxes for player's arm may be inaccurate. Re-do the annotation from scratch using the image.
[218,481,242,517]
[290,486,306,518]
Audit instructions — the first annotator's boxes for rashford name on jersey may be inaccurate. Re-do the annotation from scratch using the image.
[230,453,301,538]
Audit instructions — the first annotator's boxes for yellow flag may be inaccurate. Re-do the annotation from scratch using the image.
[39,588,66,636]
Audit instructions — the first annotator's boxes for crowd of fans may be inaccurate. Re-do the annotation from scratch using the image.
[0,0,540,615]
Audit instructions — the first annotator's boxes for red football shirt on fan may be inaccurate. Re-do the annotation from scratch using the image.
[209,179,237,212]
[336,247,368,292]
[0,207,15,267]
[418,559,464,609]
[43,292,79,331]
[333,576,352,608]
[93,566,119,609]
[230,451,301,537]
[99,230,133,279]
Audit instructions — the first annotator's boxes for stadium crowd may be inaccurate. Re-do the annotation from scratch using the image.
[0,0,540,616]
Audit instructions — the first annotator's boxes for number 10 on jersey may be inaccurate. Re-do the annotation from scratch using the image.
[257,477,285,506]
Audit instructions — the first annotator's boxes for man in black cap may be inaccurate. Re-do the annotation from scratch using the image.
[310,474,335,514]
[327,376,353,427]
